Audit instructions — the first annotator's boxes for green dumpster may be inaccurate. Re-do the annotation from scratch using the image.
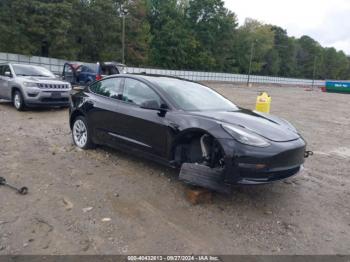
[325,81,350,93]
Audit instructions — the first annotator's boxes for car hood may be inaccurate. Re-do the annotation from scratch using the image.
[191,109,300,142]
[18,76,67,84]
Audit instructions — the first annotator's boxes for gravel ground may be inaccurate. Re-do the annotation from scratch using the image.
[0,83,349,255]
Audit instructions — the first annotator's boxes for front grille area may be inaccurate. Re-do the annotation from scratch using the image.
[238,166,301,182]
[270,146,305,169]
[41,97,69,103]
[38,83,70,89]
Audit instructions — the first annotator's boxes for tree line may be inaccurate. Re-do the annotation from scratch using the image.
[0,0,349,80]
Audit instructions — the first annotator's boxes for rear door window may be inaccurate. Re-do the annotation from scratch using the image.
[89,77,123,100]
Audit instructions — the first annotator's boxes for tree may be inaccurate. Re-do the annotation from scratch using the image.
[0,0,349,80]
[261,49,280,76]
[295,36,323,78]
[187,0,238,72]
[271,26,297,77]
[321,48,350,79]
[0,0,75,58]
[123,0,151,66]
[234,19,274,74]
[147,0,201,69]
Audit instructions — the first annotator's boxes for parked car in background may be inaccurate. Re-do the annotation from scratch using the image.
[0,63,71,111]
[62,61,126,86]
[69,74,309,193]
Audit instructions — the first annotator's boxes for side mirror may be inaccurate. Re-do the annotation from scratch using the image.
[140,100,168,117]
[158,103,168,117]
[4,71,12,77]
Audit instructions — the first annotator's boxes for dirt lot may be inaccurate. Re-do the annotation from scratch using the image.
[0,83,349,255]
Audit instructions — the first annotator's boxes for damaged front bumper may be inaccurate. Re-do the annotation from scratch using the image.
[179,137,309,193]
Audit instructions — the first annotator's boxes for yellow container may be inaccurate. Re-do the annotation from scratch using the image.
[255,92,271,113]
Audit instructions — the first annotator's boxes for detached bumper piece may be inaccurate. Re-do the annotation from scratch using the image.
[179,163,230,194]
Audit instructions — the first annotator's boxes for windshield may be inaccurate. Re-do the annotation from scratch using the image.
[12,64,55,77]
[146,77,239,111]
[79,63,98,73]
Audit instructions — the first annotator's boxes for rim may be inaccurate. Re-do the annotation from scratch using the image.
[73,119,88,148]
[14,93,21,109]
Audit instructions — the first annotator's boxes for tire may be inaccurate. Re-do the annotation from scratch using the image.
[72,116,95,149]
[13,90,25,111]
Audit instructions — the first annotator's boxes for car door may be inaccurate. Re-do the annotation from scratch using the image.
[62,63,76,85]
[86,77,124,146]
[113,77,168,157]
[0,65,12,99]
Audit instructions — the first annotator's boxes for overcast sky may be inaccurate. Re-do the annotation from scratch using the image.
[224,0,350,55]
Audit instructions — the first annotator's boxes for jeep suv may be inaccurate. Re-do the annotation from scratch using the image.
[0,63,72,110]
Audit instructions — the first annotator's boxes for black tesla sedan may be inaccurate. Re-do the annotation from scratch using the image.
[69,74,309,192]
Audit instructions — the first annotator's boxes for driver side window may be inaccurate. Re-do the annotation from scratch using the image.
[122,78,161,107]
[90,78,123,100]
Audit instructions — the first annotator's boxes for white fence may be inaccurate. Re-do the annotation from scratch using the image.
[0,52,66,75]
[0,52,325,86]
[127,67,325,86]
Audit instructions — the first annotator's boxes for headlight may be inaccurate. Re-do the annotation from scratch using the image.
[23,82,39,88]
[221,124,270,147]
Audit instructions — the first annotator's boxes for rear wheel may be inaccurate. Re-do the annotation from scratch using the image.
[72,116,95,149]
[13,90,25,111]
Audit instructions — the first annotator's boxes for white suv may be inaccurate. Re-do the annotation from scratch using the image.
[0,63,71,111]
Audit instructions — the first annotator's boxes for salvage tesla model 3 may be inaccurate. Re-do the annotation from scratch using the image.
[69,74,309,192]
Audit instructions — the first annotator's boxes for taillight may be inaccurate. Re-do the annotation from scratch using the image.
[96,74,102,81]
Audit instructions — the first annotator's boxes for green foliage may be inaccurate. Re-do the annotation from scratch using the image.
[0,0,349,79]
[321,48,349,79]
[0,0,75,57]
[124,0,151,66]
[187,0,238,72]
[234,19,274,74]
[271,26,297,77]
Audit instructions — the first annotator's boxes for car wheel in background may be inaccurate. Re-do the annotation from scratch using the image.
[13,90,25,111]
[72,116,95,149]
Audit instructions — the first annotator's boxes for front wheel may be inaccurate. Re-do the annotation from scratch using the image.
[72,116,95,149]
[13,90,25,111]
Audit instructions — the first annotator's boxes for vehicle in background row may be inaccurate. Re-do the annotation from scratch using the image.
[69,74,310,193]
[0,63,72,111]
[62,61,126,86]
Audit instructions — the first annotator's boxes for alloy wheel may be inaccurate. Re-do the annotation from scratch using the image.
[14,93,21,109]
[73,119,88,148]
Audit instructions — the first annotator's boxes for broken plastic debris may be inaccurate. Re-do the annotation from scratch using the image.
[82,207,93,213]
